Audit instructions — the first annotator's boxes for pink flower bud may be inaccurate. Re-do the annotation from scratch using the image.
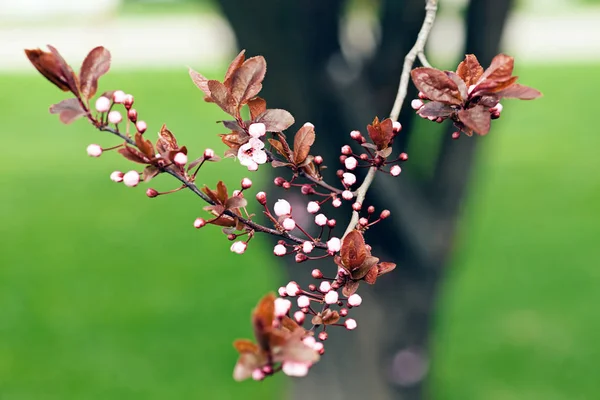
[359,217,368,226]
[295,253,308,263]
[332,198,342,208]
[418,91,428,99]
[282,361,310,377]
[314,155,323,165]
[344,156,358,170]
[314,213,327,226]
[327,219,336,228]
[311,269,323,279]
[324,290,339,304]
[350,130,362,140]
[313,342,324,353]
[203,148,215,159]
[282,217,296,231]
[278,286,287,297]
[110,171,124,182]
[341,145,352,155]
[360,153,369,161]
[302,241,314,254]
[392,121,402,132]
[342,190,353,200]
[95,96,111,113]
[352,202,362,211]
[303,122,314,128]
[135,120,147,133]
[492,102,503,113]
[390,165,402,176]
[123,94,134,109]
[411,99,424,110]
[340,308,349,317]
[294,310,305,324]
[348,293,362,307]
[113,90,126,104]
[274,298,292,317]
[252,369,265,381]
[303,336,316,347]
[326,237,341,253]
[400,152,408,161]
[108,110,122,124]
[319,281,331,293]
[248,122,266,137]
[86,144,102,157]
[368,206,375,214]
[307,201,320,214]
[127,108,138,123]
[297,295,310,308]
[256,191,267,205]
[380,209,391,219]
[273,244,287,256]
[232,190,242,197]
[318,331,328,341]
[230,241,247,254]
[345,318,357,330]
[282,181,291,189]
[427,116,437,121]
[194,218,206,228]
[174,152,188,166]
[274,177,285,186]
[285,281,300,296]
[273,199,292,216]
[300,184,315,195]
[146,188,159,198]
[342,172,356,186]
[452,131,460,140]
[240,178,252,189]
[123,170,140,187]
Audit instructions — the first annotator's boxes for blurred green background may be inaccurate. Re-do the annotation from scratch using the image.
[2,0,600,399]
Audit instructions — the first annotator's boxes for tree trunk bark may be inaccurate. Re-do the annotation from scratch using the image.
[214,0,514,398]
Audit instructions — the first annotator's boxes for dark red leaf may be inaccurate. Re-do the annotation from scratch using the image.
[445,71,467,101]
[268,138,291,161]
[248,97,267,120]
[293,125,315,165]
[416,101,455,118]
[49,98,86,124]
[377,262,396,276]
[472,76,518,95]
[496,83,542,100]
[47,45,79,95]
[366,117,394,150]
[458,105,491,135]
[143,165,160,182]
[156,124,179,153]
[25,48,72,92]
[479,54,514,84]
[79,46,111,100]
[223,50,246,87]
[207,80,236,116]
[342,281,360,297]
[411,67,462,105]
[226,196,248,209]
[230,56,267,106]
[456,54,483,86]
[189,67,212,100]
[252,293,275,351]
[254,109,295,132]
[340,230,367,270]
[134,132,155,158]
[118,145,149,164]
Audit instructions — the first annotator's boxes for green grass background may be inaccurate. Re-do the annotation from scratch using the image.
[1,63,599,399]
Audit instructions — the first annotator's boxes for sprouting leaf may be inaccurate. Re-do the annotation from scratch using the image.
[47,45,79,95]
[445,71,467,101]
[293,124,315,165]
[143,165,160,182]
[458,105,491,135]
[79,46,111,100]
[247,97,267,120]
[223,50,246,88]
[230,56,267,106]
[189,67,212,100]
[134,132,155,159]
[340,230,367,270]
[456,54,483,86]
[25,48,72,92]
[118,145,149,164]
[478,54,514,83]
[49,98,86,124]
[156,124,179,153]
[416,101,455,118]
[496,83,542,100]
[366,117,394,150]
[226,196,248,210]
[254,109,295,132]
[208,80,236,116]
[411,67,462,105]
[252,293,275,350]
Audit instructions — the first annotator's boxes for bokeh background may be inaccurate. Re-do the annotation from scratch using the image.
[1,0,599,399]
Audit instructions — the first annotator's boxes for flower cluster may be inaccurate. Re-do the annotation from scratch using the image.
[24,39,540,383]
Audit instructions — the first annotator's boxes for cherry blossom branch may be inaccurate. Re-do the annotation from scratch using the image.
[343,0,438,238]
[389,0,438,121]
[96,124,327,249]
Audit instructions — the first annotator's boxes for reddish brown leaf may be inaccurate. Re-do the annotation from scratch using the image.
[223,50,246,87]
[377,262,396,276]
[49,98,86,124]
[340,230,367,270]
[189,67,211,99]
[225,196,248,210]
[135,132,155,158]
[156,124,179,153]
[363,266,378,285]
[445,71,467,101]
[411,67,462,105]
[416,101,455,118]
[207,80,236,116]
[233,339,259,354]
[496,83,542,100]
[254,109,295,132]
[293,125,315,165]
[268,138,291,161]
[248,97,267,120]
[230,56,267,106]
[366,117,394,150]
[321,309,341,325]
[342,281,360,297]
[458,105,491,135]
[472,76,518,95]
[118,145,149,164]
[143,165,160,182]
[350,256,380,280]
[456,54,483,86]
[216,181,228,203]
[25,48,72,92]
[79,46,111,100]
[479,54,514,84]
[47,45,79,95]
[252,293,275,351]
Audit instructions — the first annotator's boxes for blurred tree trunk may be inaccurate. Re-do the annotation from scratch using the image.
[215,0,513,398]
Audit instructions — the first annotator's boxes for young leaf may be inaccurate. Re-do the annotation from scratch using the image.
[248,97,267,120]
[134,132,155,158]
[189,68,212,100]
[230,57,267,106]
[143,165,160,182]
[226,196,248,210]
[208,80,236,116]
[118,145,149,164]
[366,117,394,150]
[156,124,179,153]
[49,98,86,124]
[411,67,462,105]
[223,50,246,87]
[254,109,295,132]
[25,48,72,92]
[47,45,79,95]
[445,71,467,101]
[416,101,454,118]
[478,54,514,84]
[252,293,275,350]
[79,46,111,100]
[293,125,315,165]
[456,54,483,86]
[458,105,491,135]
[340,230,367,270]
[496,83,542,100]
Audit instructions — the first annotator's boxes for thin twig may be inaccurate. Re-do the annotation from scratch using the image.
[343,0,439,238]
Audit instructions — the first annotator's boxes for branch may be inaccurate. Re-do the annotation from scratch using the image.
[343,0,439,238]
[97,124,328,249]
